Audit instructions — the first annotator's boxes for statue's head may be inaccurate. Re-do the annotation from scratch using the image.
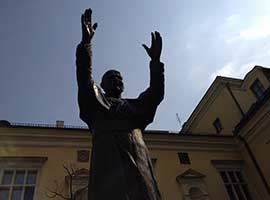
[101,69,124,98]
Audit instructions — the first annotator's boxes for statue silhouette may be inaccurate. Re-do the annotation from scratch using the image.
[76,8,164,200]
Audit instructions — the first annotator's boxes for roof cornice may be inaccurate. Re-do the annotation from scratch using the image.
[0,127,237,152]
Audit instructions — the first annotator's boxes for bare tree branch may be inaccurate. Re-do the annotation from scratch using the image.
[45,186,70,199]
[46,163,79,200]
[63,164,72,177]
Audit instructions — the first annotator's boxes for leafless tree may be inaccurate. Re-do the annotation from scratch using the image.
[45,163,78,200]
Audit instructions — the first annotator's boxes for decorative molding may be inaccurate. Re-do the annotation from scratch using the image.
[145,135,238,152]
[0,129,238,152]
[211,160,245,170]
[176,168,209,200]
[177,169,206,181]
[77,150,90,162]
[0,156,48,168]
[240,109,270,143]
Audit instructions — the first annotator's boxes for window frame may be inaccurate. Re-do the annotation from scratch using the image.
[0,157,47,200]
[219,170,252,200]
[213,118,223,134]
[0,168,40,200]
[178,152,191,165]
[212,160,253,200]
[250,79,265,100]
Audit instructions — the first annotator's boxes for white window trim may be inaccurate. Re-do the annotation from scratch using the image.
[212,160,245,170]
[0,156,47,200]
[212,160,253,200]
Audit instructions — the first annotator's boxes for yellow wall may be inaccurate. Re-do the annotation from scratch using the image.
[237,142,269,200]
[187,67,270,137]
[0,127,246,200]
[1,66,270,200]
[237,98,270,199]
[0,145,90,199]
[250,123,270,186]
[181,66,270,199]
[151,149,243,200]
[234,68,270,113]
[191,87,242,135]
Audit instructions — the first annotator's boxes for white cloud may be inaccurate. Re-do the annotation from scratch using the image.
[211,62,234,79]
[187,65,213,91]
[185,13,270,92]
[211,62,256,80]
[225,15,270,43]
[226,14,241,27]
[240,16,270,40]
[186,43,196,51]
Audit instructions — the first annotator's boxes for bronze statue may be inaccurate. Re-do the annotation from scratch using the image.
[76,8,164,200]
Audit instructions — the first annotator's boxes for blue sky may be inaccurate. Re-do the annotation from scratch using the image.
[0,0,270,131]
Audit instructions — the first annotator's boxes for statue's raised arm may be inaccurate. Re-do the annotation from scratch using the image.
[76,8,98,87]
[76,8,99,125]
[142,31,162,63]
[139,31,164,107]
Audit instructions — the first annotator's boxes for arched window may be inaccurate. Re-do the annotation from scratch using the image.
[176,168,210,200]
[189,187,205,200]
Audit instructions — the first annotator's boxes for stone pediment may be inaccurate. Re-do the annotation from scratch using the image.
[177,168,205,182]
[176,169,209,199]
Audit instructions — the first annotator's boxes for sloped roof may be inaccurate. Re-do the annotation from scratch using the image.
[181,66,269,134]
[180,76,242,134]
[234,86,270,134]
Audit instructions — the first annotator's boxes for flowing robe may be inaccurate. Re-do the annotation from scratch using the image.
[76,43,164,200]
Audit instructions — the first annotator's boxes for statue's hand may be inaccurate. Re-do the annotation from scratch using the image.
[81,8,98,44]
[142,31,162,62]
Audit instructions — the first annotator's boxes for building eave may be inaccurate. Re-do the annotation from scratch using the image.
[234,87,270,135]
[0,126,237,152]
[181,76,243,134]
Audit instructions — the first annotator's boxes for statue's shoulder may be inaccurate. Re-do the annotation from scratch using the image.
[92,83,110,110]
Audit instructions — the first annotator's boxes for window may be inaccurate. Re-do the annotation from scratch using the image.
[219,170,252,200]
[189,187,205,200]
[0,156,47,200]
[213,118,223,134]
[250,79,265,100]
[212,160,253,200]
[178,152,191,164]
[0,169,38,200]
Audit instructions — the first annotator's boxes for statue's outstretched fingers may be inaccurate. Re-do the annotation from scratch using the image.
[142,44,150,55]
[93,23,98,30]
[88,8,92,24]
[155,31,162,49]
[151,32,155,48]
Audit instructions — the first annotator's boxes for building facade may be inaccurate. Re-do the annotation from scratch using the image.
[0,66,269,200]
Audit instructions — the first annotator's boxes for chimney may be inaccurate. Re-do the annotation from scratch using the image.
[56,120,64,128]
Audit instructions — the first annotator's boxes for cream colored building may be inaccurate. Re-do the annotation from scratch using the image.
[0,65,269,200]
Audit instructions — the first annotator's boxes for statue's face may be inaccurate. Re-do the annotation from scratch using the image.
[101,70,124,97]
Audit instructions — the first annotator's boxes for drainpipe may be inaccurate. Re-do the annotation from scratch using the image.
[238,135,270,194]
